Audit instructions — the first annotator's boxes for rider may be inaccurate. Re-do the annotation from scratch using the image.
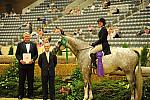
[90,17,111,68]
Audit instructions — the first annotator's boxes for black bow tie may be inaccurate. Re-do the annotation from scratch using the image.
[24,42,30,44]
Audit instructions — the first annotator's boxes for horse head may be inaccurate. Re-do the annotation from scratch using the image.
[54,35,90,56]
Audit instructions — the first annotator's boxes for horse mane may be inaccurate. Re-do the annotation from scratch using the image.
[64,36,90,50]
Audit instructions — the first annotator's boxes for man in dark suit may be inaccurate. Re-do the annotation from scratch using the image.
[15,32,38,100]
[38,43,57,100]
[90,17,111,68]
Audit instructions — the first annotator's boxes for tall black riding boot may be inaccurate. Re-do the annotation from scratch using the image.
[90,53,97,68]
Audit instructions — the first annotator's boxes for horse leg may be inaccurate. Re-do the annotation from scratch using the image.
[83,80,89,100]
[83,67,92,100]
[135,66,143,100]
[88,75,93,100]
[126,73,136,100]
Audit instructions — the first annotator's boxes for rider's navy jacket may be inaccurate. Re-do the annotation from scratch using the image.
[92,26,111,55]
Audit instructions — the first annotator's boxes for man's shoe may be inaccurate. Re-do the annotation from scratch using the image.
[43,98,47,100]
[27,95,34,99]
[18,95,23,100]
[43,96,48,100]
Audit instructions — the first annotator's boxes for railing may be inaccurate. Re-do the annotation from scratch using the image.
[65,0,85,11]
[78,0,95,10]
[64,0,95,14]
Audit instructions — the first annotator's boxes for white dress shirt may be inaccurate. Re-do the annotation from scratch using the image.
[25,43,30,53]
[45,51,49,63]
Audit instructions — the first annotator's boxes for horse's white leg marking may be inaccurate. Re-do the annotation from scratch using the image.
[88,77,93,100]
[83,83,88,100]
[135,92,139,100]
[88,89,93,100]
[126,73,135,100]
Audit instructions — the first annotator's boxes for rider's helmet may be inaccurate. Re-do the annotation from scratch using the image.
[97,17,106,26]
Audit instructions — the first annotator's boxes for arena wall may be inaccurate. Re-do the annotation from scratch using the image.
[0,0,37,13]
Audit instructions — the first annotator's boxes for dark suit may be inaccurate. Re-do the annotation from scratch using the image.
[92,26,111,55]
[38,52,57,100]
[15,41,38,97]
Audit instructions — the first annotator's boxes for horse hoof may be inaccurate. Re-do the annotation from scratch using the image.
[83,97,88,100]
[89,97,93,100]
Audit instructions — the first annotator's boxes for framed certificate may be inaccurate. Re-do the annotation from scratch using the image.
[23,53,31,64]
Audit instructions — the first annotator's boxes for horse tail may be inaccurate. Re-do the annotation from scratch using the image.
[134,50,143,100]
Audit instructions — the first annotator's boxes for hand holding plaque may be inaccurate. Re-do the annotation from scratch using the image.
[23,53,31,64]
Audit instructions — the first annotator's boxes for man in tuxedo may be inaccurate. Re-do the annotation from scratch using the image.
[38,43,57,100]
[15,32,38,100]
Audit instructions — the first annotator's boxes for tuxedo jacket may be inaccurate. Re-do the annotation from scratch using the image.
[92,26,111,55]
[15,41,38,66]
[38,52,57,76]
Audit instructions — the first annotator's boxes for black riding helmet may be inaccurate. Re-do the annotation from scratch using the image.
[97,17,106,26]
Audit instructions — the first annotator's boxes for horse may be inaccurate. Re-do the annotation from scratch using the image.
[53,35,143,100]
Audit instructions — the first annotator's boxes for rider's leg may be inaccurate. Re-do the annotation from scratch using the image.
[90,45,102,68]
[90,53,97,68]
[90,44,102,54]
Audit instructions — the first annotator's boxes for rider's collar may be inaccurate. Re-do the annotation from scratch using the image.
[99,26,104,31]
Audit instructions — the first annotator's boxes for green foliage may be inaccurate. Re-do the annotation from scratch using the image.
[141,45,149,66]
[1,64,150,100]
[64,68,130,100]
[122,43,129,48]
[142,78,150,100]
[8,46,14,55]
[0,59,67,99]
[71,67,83,81]
[92,80,130,100]
[66,80,84,100]
[0,60,19,97]
[66,67,84,100]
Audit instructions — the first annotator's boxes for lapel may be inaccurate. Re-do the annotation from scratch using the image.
[49,52,51,63]
[23,42,27,52]
[99,27,104,38]
[44,52,48,63]
[29,41,32,53]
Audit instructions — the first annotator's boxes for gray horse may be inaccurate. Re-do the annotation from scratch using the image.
[54,35,143,100]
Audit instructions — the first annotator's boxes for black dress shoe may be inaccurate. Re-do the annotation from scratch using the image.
[18,95,23,100]
[43,96,48,100]
[43,98,47,100]
[27,95,34,99]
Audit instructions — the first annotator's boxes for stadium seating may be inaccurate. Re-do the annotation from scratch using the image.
[0,0,149,47]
